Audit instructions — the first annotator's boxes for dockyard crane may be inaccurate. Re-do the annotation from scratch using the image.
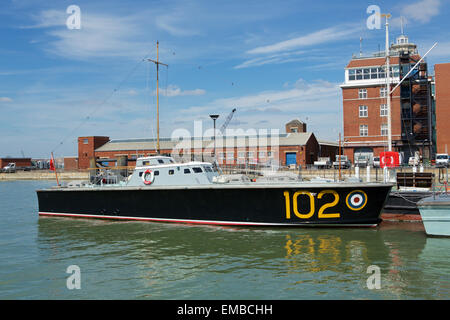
[219,108,237,134]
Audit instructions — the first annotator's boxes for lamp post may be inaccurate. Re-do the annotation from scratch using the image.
[210,114,219,159]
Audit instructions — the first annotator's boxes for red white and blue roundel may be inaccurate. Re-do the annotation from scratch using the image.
[346,190,368,211]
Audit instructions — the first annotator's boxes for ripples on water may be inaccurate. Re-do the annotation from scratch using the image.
[0,181,449,299]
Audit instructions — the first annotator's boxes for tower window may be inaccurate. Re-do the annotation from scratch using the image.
[360,125,368,137]
[358,89,367,99]
[359,105,368,118]
[380,104,388,117]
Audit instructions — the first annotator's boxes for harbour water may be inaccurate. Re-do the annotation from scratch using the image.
[0,180,448,299]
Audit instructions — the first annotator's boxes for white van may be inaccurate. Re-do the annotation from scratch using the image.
[436,154,449,167]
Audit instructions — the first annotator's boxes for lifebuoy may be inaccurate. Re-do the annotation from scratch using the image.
[142,169,154,185]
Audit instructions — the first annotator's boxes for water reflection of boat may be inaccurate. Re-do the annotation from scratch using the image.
[417,237,450,298]
[34,217,399,272]
[36,216,446,299]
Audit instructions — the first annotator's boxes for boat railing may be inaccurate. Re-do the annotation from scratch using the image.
[88,166,133,185]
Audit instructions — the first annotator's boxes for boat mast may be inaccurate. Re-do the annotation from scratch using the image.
[147,41,168,154]
[382,13,392,152]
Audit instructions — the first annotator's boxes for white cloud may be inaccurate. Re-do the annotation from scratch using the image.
[165,79,342,142]
[178,79,340,117]
[126,89,138,96]
[236,24,359,69]
[155,12,201,37]
[424,41,450,57]
[156,85,206,97]
[48,15,150,59]
[0,97,13,102]
[246,25,358,55]
[27,10,152,60]
[402,0,441,24]
[234,50,306,69]
[20,9,66,29]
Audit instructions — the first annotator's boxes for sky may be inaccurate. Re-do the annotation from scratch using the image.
[1,0,449,158]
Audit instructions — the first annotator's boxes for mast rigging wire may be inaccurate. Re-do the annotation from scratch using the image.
[50,52,154,154]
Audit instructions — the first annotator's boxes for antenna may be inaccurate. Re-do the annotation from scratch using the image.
[400,16,404,35]
[381,13,392,151]
[147,41,168,154]
[360,37,363,57]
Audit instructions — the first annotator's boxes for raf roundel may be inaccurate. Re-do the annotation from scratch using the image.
[346,190,368,211]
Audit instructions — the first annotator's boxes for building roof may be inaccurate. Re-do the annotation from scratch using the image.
[345,55,421,68]
[286,119,305,125]
[95,132,317,152]
[317,139,339,147]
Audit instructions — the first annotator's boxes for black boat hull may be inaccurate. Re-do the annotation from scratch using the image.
[37,184,392,227]
[382,191,432,216]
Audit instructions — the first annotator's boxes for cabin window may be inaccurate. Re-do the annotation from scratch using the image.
[204,166,212,172]
[154,170,159,176]
[184,168,191,174]
[139,172,143,177]
[143,161,150,166]
[158,159,164,164]
[192,167,203,173]
[168,169,174,175]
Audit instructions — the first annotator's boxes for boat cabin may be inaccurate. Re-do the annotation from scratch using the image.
[128,156,219,186]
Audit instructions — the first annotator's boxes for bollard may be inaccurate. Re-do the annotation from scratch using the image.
[366,166,371,182]
[355,166,360,179]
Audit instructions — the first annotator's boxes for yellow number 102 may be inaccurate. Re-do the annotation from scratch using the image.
[284,190,340,219]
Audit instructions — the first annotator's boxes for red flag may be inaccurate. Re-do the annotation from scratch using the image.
[380,151,400,168]
[50,154,55,171]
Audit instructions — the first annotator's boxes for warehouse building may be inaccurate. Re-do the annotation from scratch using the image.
[77,120,338,170]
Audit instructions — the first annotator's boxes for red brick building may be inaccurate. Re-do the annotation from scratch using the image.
[63,157,79,171]
[340,34,434,164]
[285,119,307,133]
[77,136,110,169]
[434,63,450,154]
[76,121,338,170]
